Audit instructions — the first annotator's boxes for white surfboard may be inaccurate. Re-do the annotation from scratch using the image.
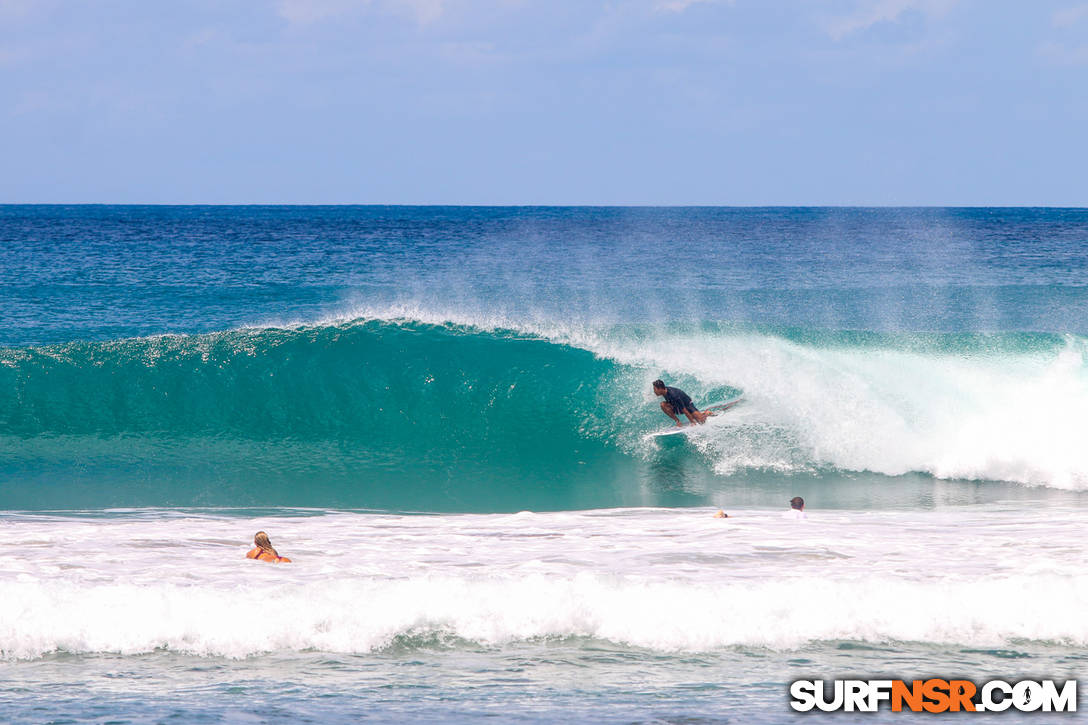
[645,398,744,439]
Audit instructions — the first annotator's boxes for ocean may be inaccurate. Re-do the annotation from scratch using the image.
[1,205,1085,722]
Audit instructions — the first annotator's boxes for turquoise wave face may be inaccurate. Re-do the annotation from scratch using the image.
[2,318,1087,510]
[0,321,615,439]
[0,321,656,510]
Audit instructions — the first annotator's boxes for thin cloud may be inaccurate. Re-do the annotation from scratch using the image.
[275,0,355,25]
[1053,4,1088,28]
[0,0,36,20]
[399,0,444,24]
[826,0,958,41]
[275,0,444,26]
[1039,40,1088,65]
[656,0,731,13]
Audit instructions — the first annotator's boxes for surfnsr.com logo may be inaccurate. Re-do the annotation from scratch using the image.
[790,679,1078,713]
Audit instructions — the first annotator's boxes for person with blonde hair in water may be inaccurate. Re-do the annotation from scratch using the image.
[246,531,292,563]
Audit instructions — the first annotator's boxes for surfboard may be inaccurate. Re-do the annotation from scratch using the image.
[645,398,744,439]
[701,398,743,414]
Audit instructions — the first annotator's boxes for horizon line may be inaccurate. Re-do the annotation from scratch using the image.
[2,203,1087,209]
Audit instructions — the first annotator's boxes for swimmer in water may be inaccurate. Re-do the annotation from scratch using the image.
[783,496,807,520]
[246,531,292,563]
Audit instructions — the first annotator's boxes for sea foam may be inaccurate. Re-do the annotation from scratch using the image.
[2,507,1086,659]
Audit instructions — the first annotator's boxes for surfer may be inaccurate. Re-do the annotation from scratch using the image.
[246,531,292,563]
[652,379,711,426]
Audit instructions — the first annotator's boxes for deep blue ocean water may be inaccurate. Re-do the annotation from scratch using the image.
[4,206,1088,347]
[1,206,1086,722]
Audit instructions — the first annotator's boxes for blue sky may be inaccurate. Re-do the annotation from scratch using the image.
[1,0,1086,204]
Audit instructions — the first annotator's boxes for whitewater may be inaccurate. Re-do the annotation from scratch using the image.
[4,506,1088,659]
[3,504,1086,722]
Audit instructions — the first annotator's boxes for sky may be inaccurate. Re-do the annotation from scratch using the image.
[1,0,1086,205]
